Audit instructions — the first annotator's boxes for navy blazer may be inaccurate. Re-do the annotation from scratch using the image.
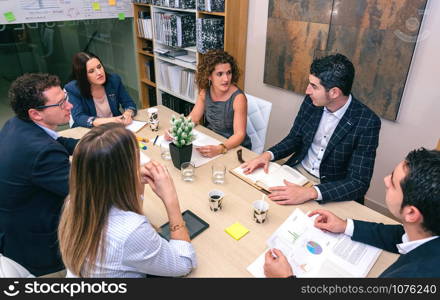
[65,73,137,128]
[268,95,381,203]
[0,117,78,276]
[352,220,440,277]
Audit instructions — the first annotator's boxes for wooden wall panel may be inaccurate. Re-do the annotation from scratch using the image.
[264,0,428,120]
[264,0,333,93]
[264,19,330,92]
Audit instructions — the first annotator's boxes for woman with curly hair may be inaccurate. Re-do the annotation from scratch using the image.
[167,49,251,157]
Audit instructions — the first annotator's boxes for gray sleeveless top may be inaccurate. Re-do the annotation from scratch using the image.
[204,88,252,150]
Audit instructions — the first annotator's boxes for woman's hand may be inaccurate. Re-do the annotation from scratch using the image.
[92,116,126,127]
[140,161,178,207]
[164,129,173,141]
[121,110,133,125]
[196,145,222,157]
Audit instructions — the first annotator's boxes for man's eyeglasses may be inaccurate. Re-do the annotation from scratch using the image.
[36,92,69,110]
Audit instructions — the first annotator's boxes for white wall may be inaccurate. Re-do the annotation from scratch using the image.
[244,0,440,209]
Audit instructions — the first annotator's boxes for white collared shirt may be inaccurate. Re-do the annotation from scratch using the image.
[35,122,59,140]
[301,95,352,200]
[344,219,439,254]
[396,234,439,254]
[67,206,196,278]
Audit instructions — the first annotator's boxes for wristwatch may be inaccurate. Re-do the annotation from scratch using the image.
[219,143,228,154]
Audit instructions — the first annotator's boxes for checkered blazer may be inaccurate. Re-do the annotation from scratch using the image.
[268,95,381,203]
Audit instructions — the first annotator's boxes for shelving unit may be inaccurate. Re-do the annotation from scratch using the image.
[132,0,249,111]
[133,2,156,108]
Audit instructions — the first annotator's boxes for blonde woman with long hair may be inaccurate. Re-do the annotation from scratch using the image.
[58,123,196,277]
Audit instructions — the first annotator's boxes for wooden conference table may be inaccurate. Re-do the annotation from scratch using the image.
[60,105,399,278]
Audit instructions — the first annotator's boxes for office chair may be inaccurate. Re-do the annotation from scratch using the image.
[245,93,272,154]
[0,253,35,278]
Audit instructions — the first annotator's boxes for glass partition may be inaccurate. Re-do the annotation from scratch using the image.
[0,18,138,128]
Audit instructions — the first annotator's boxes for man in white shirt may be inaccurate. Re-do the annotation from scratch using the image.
[264,148,440,278]
[242,54,381,205]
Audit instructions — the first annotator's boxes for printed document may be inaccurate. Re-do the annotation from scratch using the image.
[247,209,381,277]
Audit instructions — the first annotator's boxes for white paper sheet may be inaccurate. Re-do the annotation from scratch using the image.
[154,129,222,167]
[140,151,150,165]
[126,120,148,133]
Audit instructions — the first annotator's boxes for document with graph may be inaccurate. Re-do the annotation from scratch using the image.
[247,209,382,278]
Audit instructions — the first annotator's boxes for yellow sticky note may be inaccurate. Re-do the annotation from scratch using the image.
[225,222,249,240]
[4,11,16,22]
[118,12,125,20]
[108,0,116,6]
[92,2,101,11]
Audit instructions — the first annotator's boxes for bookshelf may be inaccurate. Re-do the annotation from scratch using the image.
[132,0,249,112]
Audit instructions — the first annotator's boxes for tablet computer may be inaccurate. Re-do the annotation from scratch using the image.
[159,210,209,241]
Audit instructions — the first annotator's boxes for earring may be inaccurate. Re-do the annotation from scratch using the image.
[208,79,212,86]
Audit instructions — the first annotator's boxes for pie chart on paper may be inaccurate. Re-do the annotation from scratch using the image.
[306,241,323,255]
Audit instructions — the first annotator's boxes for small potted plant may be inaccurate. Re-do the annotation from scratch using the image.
[168,115,195,169]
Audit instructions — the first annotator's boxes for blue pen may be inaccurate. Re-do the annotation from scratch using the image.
[153,135,159,145]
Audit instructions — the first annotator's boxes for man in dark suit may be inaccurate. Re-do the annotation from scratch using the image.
[264,148,440,278]
[0,73,78,276]
[242,54,381,204]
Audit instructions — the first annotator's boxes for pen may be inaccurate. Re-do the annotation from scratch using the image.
[153,135,159,145]
[270,249,278,259]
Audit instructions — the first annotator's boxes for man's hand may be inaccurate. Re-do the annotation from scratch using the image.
[241,152,271,174]
[268,180,317,205]
[308,209,347,233]
[263,248,294,278]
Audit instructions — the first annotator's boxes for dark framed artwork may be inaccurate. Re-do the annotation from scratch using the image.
[264,0,429,120]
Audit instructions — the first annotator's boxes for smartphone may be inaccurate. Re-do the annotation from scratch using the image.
[159,210,209,241]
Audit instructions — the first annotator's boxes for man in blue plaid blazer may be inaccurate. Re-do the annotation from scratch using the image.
[242,54,381,205]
